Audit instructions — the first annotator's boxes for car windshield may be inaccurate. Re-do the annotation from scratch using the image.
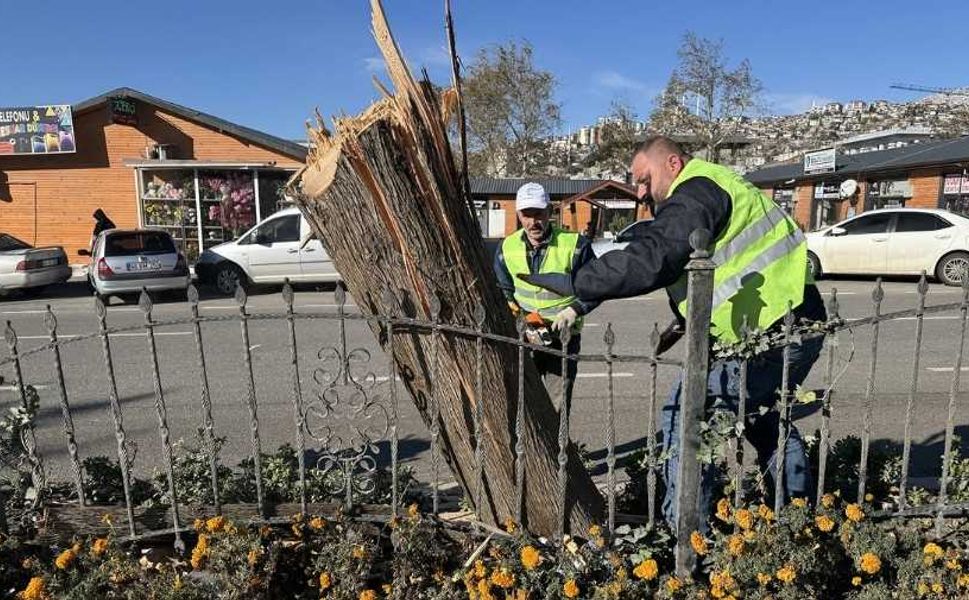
[0,233,31,251]
[104,232,176,257]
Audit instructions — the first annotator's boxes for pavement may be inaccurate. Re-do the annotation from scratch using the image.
[1,276,968,492]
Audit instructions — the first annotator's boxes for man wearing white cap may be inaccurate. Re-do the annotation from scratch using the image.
[493,182,600,410]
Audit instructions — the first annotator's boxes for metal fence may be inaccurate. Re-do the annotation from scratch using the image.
[1,231,968,577]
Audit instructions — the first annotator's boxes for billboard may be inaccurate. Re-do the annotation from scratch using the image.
[804,148,836,175]
[0,105,76,156]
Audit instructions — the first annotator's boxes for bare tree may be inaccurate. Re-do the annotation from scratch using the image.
[584,100,640,178]
[650,32,762,162]
[464,41,562,176]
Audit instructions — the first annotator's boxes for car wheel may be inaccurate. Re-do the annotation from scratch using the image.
[936,252,969,287]
[214,263,247,296]
[807,252,823,281]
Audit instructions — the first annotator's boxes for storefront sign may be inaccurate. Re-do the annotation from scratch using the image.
[0,105,76,156]
[943,174,969,195]
[867,178,912,199]
[109,97,138,125]
[814,181,841,200]
[601,200,637,209]
[804,148,836,174]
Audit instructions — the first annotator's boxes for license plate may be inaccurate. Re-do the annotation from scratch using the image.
[126,260,161,271]
[40,258,59,267]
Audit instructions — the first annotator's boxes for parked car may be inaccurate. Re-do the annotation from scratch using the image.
[806,208,969,286]
[81,229,190,300]
[195,208,340,295]
[591,219,654,257]
[0,233,72,296]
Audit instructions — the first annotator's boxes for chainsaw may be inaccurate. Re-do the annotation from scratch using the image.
[508,302,555,346]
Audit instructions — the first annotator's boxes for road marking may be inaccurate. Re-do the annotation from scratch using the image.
[896,316,962,321]
[576,372,634,379]
[14,332,192,340]
[927,367,969,373]
[0,384,49,391]
[298,303,358,308]
[249,344,262,351]
[0,310,50,315]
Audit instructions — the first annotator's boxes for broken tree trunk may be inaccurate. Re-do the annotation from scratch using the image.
[291,0,604,537]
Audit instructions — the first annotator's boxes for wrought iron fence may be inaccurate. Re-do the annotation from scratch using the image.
[0,231,968,578]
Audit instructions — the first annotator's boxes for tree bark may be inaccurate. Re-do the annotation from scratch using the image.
[290,0,603,537]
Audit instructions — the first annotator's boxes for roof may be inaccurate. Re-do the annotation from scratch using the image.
[470,177,629,197]
[747,136,969,186]
[74,87,308,162]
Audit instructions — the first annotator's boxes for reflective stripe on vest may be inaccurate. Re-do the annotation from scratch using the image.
[501,228,584,329]
[665,159,807,342]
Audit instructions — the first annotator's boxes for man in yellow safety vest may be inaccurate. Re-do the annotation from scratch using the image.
[493,182,600,411]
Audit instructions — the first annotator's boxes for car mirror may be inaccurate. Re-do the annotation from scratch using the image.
[77,248,91,256]
[829,226,847,237]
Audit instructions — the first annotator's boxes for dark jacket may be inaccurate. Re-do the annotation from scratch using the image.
[494,225,601,317]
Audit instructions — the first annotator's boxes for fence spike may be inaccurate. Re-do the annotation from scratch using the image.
[473,303,486,328]
[234,283,248,307]
[334,281,346,307]
[282,279,295,306]
[828,288,839,319]
[187,283,199,305]
[43,304,57,331]
[138,288,153,314]
[4,320,16,347]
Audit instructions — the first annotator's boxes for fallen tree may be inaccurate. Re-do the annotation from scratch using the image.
[290,0,604,536]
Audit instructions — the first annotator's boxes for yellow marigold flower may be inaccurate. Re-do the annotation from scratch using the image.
[205,515,225,533]
[791,497,807,508]
[727,534,744,557]
[474,559,487,578]
[924,542,944,560]
[100,513,114,526]
[666,576,682,593]
[743,529,756,542]
[174,574,183,591]
[19,577,46,600]
[757,572,772,586]
[776,564,796,584]
[709,569,736,590]
[918,581,930,596]
[932,582,944,594]
[54,547,77,570]
[633,558,658,581]
[351,545,367,560]
[716,498,732,522]
[407,503,419,519]
[851,576,862,587]
[958,574,969,587]
[319,572,332,591]
[588,524,602,538]
[710,585,726,598]
[947,559,961,570]
[91,537,109,557]
[815,515,835,532]
[259,525,272,537]
[504,517,517,534]
[758,504,775,521]
[864,493,874,503]
[563,579,580,599]
[193,518,204,531]
[734,508,753,530]
[845,503,864,522]
[491,569,515,589]
[309,516,325,530]
[690,531,708,555]
[190,534,209,570]
[247,549,261,567]
[359,590,377,600]
[821,493,835,508]
[860,552,881,575]
[607,581,622,596]
[520,545,541,570]
[382,584,393,595]
[476,579,493,599]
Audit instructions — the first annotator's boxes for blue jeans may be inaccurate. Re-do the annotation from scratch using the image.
[660,334,824,530]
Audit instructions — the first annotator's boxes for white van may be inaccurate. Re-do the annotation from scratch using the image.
[194,207,340,295]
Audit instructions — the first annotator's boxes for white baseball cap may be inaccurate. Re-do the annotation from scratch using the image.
[515,182,549,211]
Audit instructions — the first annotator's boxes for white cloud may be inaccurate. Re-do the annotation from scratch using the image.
[765,92,835,115]
[363,56,386,73]
[594,70,652,93]
[419,46,452,67]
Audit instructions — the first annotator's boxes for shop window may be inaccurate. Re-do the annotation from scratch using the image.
[140,170,198,260]
[772,187,796,215]
[811,181,842,230]
[866,177,911,210]
[941,173,969,217]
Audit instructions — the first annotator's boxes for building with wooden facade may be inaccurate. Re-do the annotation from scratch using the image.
[0,88,307,265]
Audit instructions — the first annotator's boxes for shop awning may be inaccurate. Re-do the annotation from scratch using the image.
[123,159,295,170]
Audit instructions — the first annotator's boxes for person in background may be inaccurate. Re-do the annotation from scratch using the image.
[91,209,115,249]
[493,182,600,411]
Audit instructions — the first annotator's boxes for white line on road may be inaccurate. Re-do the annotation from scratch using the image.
[0,385,49,391]
[13,332,193,340]
[576,372,634,379]
[897,316,962,321]
[249,344,262,351]
[927,367,969,372]
[0,310,50,315]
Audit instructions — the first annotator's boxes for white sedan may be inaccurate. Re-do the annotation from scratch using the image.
[806,208,969,286]
[0,233,72,297]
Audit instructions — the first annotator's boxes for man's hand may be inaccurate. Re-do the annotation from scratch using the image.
[551,306,578,332]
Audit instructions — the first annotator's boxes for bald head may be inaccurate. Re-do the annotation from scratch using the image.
[630,135,692,204]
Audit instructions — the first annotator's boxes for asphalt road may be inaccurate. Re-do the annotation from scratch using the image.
[2,276,968,493]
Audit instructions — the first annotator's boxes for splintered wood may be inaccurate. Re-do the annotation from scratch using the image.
[292,0,603,536]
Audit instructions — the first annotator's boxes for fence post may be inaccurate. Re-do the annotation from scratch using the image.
[674,229,715,577]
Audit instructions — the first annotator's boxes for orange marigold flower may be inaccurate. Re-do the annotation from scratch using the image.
[757,572,772,586]
[946,559,961,570]
[563,579,580,599]
[476,579,492,598]
[860,552,881,575]
[821,493,836,508]
[309,517,325,530]
[190,534,209,570]
[633,558,658,581]
[666,576,682,593]
[504,517,517,534]
[791,497,807,508]
[932,582,944,594]
[690,531,708,555]
[359,590,377,600]
[474,559,487,579]
[588,524,602,538]
[733,508,753,531]
[758,504,775,521]
[19,577,46,600]
[776,564,796,584]
[247,549,261,567]
[845,503,864,522]
[727,534,745,557]
[319,572,332,591]
[408,503,419,520]
[958,574,969,588]
[205,515,226,533]
[716,498,731,522]
[924,543,944,560]
[491,569,515,589]
[851,576,862,587]
[864,493,874,503]
[520,545,541,570]
[815,515,835,532]
[54,547,77,570]
[91,538,109,557]
[351,545,367,560]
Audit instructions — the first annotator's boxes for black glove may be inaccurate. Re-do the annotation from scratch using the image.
[517,273,574,297]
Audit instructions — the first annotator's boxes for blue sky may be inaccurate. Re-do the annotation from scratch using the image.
[8,1,969,140]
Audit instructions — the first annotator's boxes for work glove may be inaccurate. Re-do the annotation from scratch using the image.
[507,301,521,317]
[517,273,574,297]
[551,306,578,332]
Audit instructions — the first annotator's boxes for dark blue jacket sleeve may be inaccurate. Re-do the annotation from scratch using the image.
[493,246,517,303]
[570,236,601,316]
[572,177,732,302]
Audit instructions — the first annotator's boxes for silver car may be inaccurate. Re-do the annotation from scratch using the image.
[82,229,190,300]
[0,233,71,297]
